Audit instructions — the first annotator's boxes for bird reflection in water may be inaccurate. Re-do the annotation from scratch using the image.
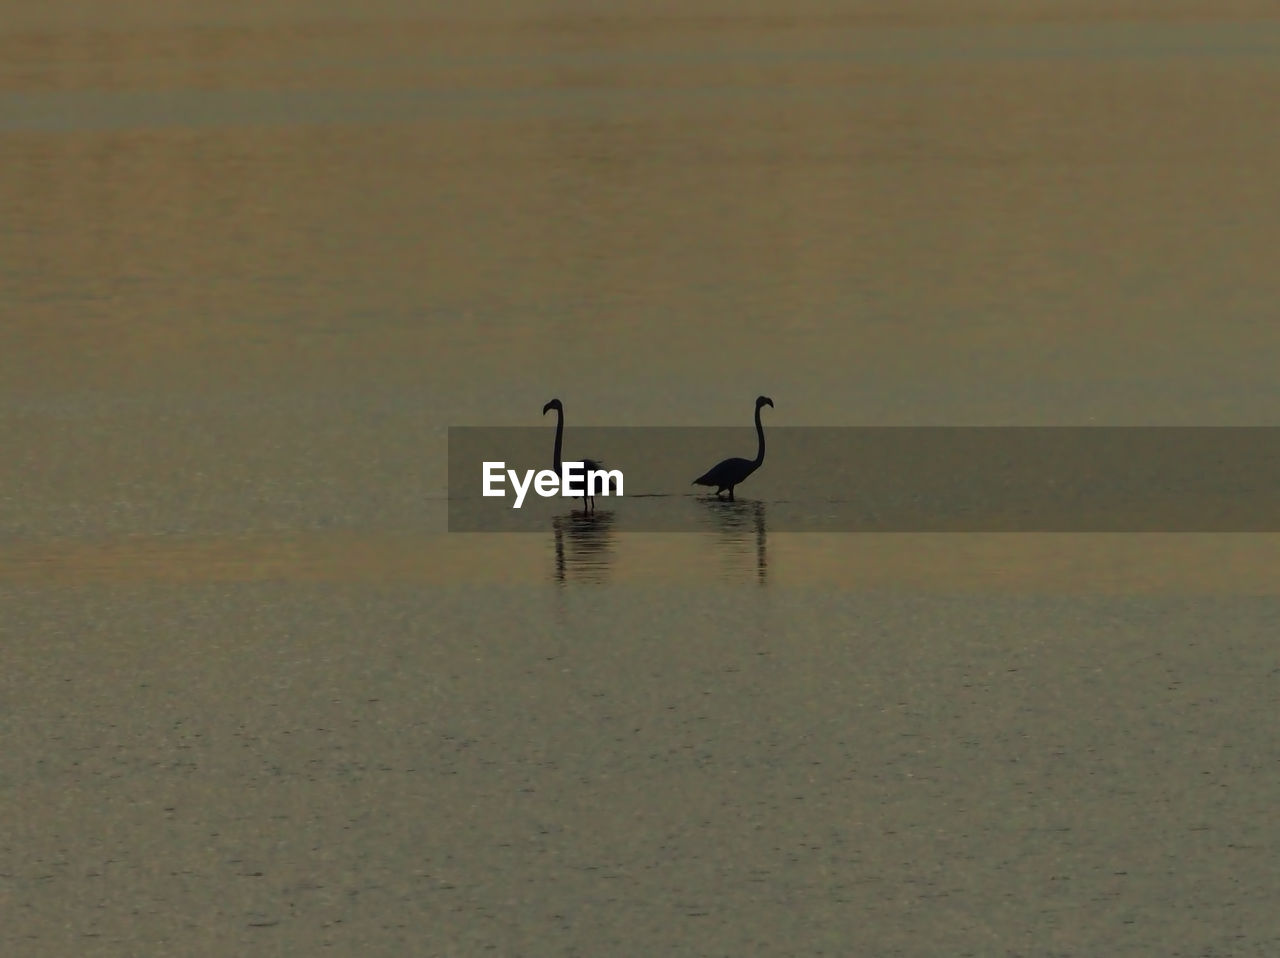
[700,498,768,584]
[551,509,617,585]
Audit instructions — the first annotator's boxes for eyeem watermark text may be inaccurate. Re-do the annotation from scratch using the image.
[483,461,624,508]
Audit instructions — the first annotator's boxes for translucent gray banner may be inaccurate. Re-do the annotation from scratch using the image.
[448,427,1280,532]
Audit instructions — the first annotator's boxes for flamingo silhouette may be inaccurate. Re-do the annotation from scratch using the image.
[692,395,773,501]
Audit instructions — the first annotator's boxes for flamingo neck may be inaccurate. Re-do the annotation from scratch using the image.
[753,404,766,466]
[552,409,564,472]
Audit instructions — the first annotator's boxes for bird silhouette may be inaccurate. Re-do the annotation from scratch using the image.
[692,395,773,501]
[543,398,617,512]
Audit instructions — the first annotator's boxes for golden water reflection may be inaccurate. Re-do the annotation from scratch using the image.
[3,532,1280,593]
[551,509,617,585]
[696,497,768,584]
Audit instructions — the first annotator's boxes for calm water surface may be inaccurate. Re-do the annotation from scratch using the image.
[3,2,1279,954]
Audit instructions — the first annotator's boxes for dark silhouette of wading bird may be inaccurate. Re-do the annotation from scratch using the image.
[693,395,774,501]
[543,398,618,513]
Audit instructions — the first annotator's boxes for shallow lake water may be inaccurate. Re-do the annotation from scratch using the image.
[3,2,1279,954]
